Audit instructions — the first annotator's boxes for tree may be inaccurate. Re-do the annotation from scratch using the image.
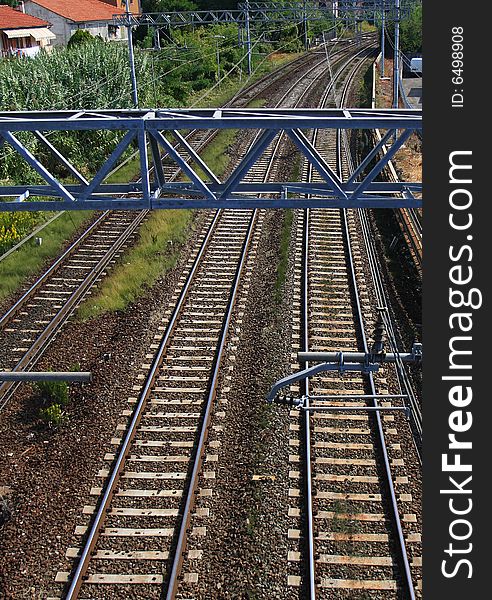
[141,1,239,10]
[400,5,422,54]
[142,0,198,11]
[68,30,97,49]
[0,1,20,6]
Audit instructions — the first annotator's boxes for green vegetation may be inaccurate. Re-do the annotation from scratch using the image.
[196,129,238,179]
[331,500,358,535]
[36,379,70,428]
[361,21,377,33]
[0,211,90,301]
[274,209,293,303]
[379,4,422,56]
[359,64,374,109]
[77,210,191,319]
[39,404,66,427]
[36,379,70,407]
[400,5,422,54]
[0,24,264,188]
[67,29,97,48]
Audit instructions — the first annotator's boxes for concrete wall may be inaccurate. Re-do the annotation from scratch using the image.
[24,1,128,46]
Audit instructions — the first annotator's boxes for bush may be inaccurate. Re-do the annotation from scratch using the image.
[39,404,66,427]
[68,30,96,49]
[400,5,422,54]
[36,379,70,407]
[0,212,40,254]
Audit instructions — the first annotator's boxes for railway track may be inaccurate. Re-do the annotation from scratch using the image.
[45,40,377,600]
[284,44,422,598]
[0,211,145,404]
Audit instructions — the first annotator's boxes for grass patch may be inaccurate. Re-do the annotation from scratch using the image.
[274,209,293,303]
[331,500,358,534]
[77,210,191,319]
[39,403,67,428]
[106,154,143,184]
[197,128,239,179]
[247,98,267,109]
[188,52,302,109]
[0,211,91,302]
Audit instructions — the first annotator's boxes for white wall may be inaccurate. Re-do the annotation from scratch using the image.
[24,1,128,46]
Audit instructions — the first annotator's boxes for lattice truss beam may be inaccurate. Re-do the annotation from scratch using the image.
[0,108,422,212]
[112,1,418,28]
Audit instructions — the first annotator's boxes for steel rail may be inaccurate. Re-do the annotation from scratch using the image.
[301,207,316,598]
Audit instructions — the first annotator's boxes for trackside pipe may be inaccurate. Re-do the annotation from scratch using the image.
[297,350,421,363]
[0,372,91,382]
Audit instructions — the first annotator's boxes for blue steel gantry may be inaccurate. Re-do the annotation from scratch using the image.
[112,2,416,28]
[0,108,421,213]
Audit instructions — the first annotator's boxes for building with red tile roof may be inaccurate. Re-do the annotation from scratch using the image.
[23,0,140,46]
[0,5,55,57]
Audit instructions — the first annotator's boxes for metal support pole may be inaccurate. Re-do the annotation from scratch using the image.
[393,0,400,108]
[307,394,409,400]
[301,406,410,414]
[213,35,226,85]
[125,0,139,108]
[303,0,308,50]
[298,350,421,364]
[216,39,220,82]
[322,31,329,61]
[381,0,386,77]
[245,0,252,76]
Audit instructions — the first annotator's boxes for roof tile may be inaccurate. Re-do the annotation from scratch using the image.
[26,0,127,23]
[0,6,50,30]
